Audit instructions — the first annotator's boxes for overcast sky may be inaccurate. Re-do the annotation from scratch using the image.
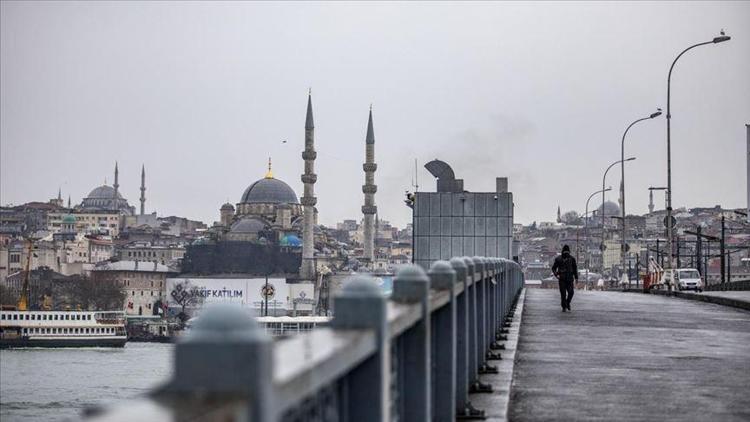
[2,1,748,228]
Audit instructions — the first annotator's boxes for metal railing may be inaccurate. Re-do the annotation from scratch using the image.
[705,279,750,291]
[87,256,524,422]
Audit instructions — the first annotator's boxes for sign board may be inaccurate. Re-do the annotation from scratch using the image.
[165,278,315,313]
[663,215,677,228]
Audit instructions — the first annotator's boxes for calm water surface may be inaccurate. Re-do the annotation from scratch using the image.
[0,343,173,421]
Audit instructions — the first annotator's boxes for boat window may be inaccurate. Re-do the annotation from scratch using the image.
[1,314,4,320]
[23,328,27,333]
[42,315,47,320]
[14,314,18,320]
[31,314,35,320]
[55,315,59,320]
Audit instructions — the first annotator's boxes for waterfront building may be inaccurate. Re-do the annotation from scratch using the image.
[90,260,174,316]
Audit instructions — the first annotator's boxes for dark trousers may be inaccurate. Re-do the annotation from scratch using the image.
[558,278,574,309]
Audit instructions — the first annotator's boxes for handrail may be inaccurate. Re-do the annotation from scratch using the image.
[87,256,524,422]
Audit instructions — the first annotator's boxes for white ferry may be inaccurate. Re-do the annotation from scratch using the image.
[0,310,127,348]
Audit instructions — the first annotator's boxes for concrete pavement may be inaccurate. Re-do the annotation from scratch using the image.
[509,290,750,422]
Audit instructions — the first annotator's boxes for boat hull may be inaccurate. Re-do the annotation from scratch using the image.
[0,337,127,349]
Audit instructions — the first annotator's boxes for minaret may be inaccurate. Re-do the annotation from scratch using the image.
[111,162,120,211]
[300,92,317,280]
[113,162,119,196]
[140,164,146,215]
[556,205,561,223]
[67,195,71,209]
[58,187,62,202]
[362,107,377,264]
[648,189,655,214]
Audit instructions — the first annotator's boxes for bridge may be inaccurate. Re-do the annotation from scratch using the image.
[87,257,750,422]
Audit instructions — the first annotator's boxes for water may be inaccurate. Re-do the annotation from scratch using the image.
[0,343,173,421]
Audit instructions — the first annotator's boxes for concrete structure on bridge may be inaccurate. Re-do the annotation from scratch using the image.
[414,160,514,269]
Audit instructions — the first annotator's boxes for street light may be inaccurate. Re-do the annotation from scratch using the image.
[585,186,611,285]
[665,31,730,291]
[602,157,635,273]
[620,109,662,275]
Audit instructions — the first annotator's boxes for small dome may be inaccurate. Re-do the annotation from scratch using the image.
[86,185,123,200]
[221,202,235,210]
[280,234,302,247]
[597,201,621,217]
[62,214,77,224]
[240,177,298,205]
[230,218,266,234]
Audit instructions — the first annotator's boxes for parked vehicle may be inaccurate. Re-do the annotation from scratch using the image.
[675,268,703,292]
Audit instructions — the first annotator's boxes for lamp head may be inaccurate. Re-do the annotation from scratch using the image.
[713,30,730,43]
[625,157,637,162]
[650,108,663,119]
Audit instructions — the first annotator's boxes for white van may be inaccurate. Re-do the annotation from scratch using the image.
[675,268,703,292]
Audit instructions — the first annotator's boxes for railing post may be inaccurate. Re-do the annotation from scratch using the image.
[450,257,482,418]
[428,260,456,422]
[332,275,389,422]
[162,304,275,422]
[487,259,503,359]
[462,257,478,385]
[392,264,431,421]
[472,257,486,370]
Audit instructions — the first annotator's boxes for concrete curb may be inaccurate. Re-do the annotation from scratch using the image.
[650,289,750,311]
[470,288,526,421]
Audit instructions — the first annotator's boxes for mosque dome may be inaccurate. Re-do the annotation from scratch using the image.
[280,234,302,247]
[597,201,621,217]
[240,177,298,205]
[220,202,235,211]
[62,214,77,224]
[87,185,123,200]
[229,217,267,234]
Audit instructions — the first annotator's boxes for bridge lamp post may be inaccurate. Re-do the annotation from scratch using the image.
[585,186,611,285]
[602,157,636,274]
[620,109,662,280]
[664,31,730,291]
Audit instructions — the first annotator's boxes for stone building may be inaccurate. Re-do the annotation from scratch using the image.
[91,260,174,316]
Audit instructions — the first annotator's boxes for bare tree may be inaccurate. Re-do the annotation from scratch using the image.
[169,279,204,323]
[57,275,126,311]
[561,211,583,226]
[0,284,18,307]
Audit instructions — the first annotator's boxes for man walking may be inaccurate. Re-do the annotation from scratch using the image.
[552,244,578,312]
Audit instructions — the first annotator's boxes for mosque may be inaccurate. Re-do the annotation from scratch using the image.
[181,92,379,279]
[76,162,145,216]
[217,159,305,248]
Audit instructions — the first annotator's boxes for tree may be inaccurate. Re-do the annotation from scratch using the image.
[0,284,18,307]
[169,279,205,323]
[58,275,126,311]
[561,211,583,226]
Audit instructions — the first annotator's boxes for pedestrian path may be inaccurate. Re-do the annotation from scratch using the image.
[509,290,750,422]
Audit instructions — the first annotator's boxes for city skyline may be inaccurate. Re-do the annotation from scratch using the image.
[2,2,749,227]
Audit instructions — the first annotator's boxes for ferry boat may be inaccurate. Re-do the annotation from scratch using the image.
[0,310,128,348]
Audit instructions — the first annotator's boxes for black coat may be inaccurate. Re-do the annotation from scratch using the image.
[552,252,578,281]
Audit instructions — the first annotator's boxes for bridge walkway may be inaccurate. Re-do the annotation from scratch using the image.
[508,290,750,422]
